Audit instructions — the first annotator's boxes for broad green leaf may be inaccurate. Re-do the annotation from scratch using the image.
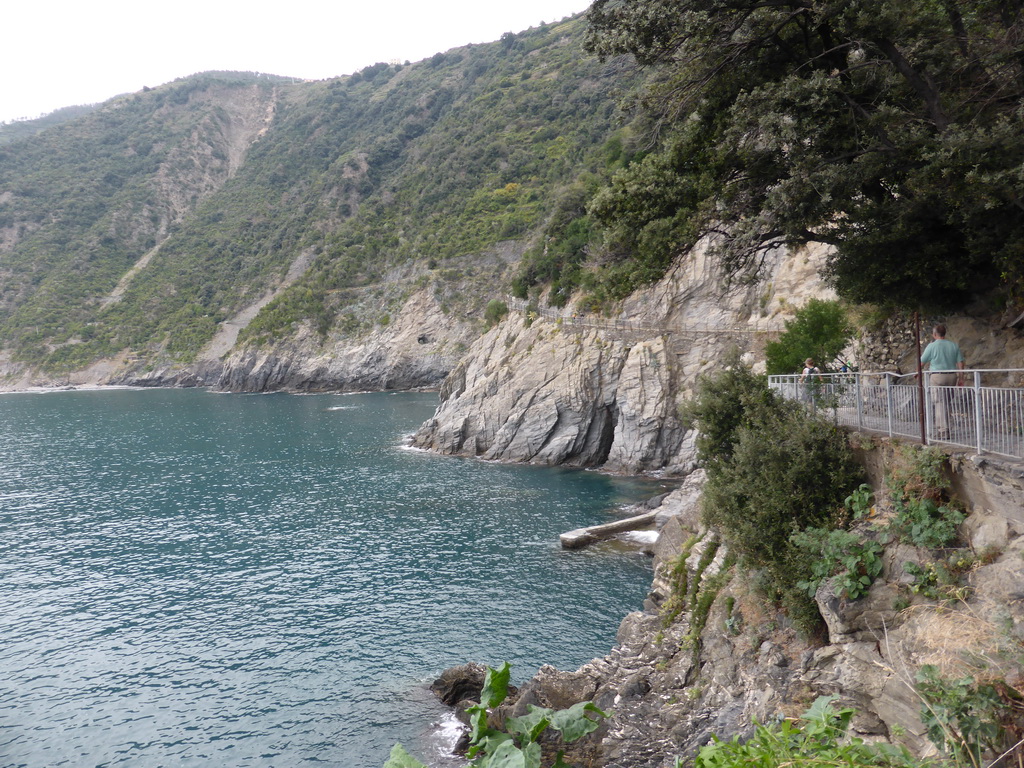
[468,705,491,751]
[802,694,839,724]
[480,662,512,709]
[472,731,514,764]
[548,701,607,741]
[506,705,553,743]
[520,741,542,768]
[479,740,541,768]
[478,739,527,768]
[383,744,429,768]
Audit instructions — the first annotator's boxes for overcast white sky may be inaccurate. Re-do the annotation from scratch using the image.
[2,0,592,124]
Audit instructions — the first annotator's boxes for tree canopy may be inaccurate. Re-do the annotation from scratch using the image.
[584,0,1024,310]
[765,299,854,375]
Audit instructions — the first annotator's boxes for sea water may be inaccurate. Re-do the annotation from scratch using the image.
[0,389,662,767]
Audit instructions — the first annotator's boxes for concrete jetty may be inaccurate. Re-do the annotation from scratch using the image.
[559,509,660,549]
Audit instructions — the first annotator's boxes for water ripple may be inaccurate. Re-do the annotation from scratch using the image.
[0,390,666,767]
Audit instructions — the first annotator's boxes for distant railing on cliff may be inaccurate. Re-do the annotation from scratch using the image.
[504,297,784,337]
[769,370,1024,459]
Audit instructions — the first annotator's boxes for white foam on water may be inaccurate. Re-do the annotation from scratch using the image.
[421,712,468,768]
[396,441,432,453]
[621,530,659,545]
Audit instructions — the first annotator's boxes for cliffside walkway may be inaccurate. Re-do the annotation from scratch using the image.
[769,370,1024,460]
[505,297,783,341]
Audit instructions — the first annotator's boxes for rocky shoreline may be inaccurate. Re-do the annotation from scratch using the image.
[421,445,1024,768]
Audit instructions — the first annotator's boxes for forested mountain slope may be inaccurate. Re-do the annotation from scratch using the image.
[3,0,1021,391]
[0,18,637,384]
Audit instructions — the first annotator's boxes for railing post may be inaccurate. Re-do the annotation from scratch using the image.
[886,374,894,438]
[923,372,932,444]
[974,370,983,455]
[856,373,864,429]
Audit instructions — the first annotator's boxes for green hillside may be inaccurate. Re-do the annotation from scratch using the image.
[7,1,1016,379]
[0,104,100,145]
[0,19,639,372]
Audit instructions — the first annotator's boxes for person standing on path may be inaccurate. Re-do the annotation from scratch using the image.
[800,358,822,403]
[800,358,821,383]
[920,324,965,438]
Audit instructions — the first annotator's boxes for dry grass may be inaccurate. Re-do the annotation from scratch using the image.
[898,601,1024,687]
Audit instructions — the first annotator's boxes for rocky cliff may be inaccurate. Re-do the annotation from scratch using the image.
[414,239,833,473]
[213,287,475,393]
[441,446,1024,768]
[101,285,477,393]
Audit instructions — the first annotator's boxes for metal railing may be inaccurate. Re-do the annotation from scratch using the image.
[769,370,1024,459]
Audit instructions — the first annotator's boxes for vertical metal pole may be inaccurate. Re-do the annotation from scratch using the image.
[974,370,983,454]
[856,372,864,429]
[915,312,927,445]
[886,374,894,438]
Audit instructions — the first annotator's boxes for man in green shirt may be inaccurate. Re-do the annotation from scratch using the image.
[920,324,965,438]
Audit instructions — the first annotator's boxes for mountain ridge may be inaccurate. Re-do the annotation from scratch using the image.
[0,19,640,389]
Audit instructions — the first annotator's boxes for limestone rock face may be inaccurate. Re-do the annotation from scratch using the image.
[413,316,636,466]
[412,316,692,471]
[414,241,835,472]
[214,289,474,392]
[97,288,476,393]
[606,339,689,474]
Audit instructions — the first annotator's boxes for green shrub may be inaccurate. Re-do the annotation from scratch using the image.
[792,528,883,600]
[916,665,1006,767]
[484,299,509,328]
[765,299,854,375]
[845,483,874,519]
[695,695,925,767]
[701,402,863,617]
[687,357,865,631]
[680,353,778,471]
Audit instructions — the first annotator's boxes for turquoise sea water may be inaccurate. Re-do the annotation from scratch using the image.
[0,389,662,767]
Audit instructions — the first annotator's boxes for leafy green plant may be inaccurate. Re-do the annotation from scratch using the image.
[904,562,947,601]
[915,665,1005,767]
[845,483,874,520]
[383,745,429,768]
[887,496,965,549]
[792,528,883,601]
[722,596,742,636]
[903,561,972,603]
[883,446,965,548]
[695,695,925,767]
[386,663,606,768]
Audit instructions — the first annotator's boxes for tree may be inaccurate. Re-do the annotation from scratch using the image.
[765,299,853,375]
[584,0,1024,310]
